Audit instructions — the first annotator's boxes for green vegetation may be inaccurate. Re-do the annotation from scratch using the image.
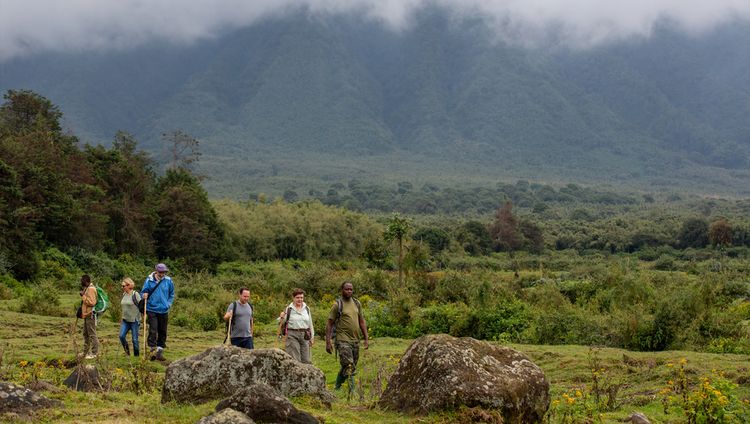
[4,91,750,422]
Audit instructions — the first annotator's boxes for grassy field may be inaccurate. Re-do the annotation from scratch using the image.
[2,296,750,423]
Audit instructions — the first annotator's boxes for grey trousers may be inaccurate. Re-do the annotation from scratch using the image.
[285,330,311,364]
[82,315,99,355]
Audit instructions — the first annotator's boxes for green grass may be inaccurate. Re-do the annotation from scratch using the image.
[2,303,750,423]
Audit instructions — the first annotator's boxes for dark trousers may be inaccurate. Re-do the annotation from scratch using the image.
[231,337,254,349]
[147,312,168,349]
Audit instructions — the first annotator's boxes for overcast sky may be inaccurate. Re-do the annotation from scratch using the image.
[1,0,749,61]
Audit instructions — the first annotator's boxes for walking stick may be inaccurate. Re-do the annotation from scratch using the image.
[225,314,232,346]
[142,296,147,361]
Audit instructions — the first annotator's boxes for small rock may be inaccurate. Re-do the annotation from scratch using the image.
[63,364,106,392]
[623,412,651,424]
[197,408,255,424]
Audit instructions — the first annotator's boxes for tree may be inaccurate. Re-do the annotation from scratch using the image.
[677,218,709,249]
[153,168,226,271]
[162,130,201,172]
[489,201,522,252]
[385,213,411,286]
[0,89,63,136]
[708,219,732,248]
[519,219,544,253]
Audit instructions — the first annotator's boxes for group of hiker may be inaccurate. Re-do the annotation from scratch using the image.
[79,265,369,389]
[78,263,174,361]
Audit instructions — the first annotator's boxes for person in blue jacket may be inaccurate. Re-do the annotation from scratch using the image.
[142,263,175,361]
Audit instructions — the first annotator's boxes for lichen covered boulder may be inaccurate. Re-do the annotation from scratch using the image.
[379,334,549,423]
[0,381,60,414]
[162,346,333,404]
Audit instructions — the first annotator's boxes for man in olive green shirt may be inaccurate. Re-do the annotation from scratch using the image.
[326,281,369,390]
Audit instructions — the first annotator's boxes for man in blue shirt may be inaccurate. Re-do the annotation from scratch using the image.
[142,263,175,361]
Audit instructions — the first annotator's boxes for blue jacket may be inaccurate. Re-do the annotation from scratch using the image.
[142,273,175,314]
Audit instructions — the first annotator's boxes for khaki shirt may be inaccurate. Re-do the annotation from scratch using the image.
[81,286,97,318]
[328,298,363,343]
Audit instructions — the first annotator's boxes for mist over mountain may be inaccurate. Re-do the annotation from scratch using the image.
[2,8,749,197]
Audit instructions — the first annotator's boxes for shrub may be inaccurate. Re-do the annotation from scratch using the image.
[17,282,66,317]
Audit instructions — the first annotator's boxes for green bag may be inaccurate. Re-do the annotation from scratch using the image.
[93,285,109,314]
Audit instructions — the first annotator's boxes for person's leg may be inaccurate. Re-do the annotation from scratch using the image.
[131,321,140,356]
[147,312,158,350]
[82,316,92,355]
[156,313,168,349]
[119,321,130,355]
[91,316,99,355]
[335,342,354,389]
[299,332,311,364]
[286,331,302,361]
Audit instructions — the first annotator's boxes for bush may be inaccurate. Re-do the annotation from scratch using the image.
[17,282,66,317]
[194,312,220,331]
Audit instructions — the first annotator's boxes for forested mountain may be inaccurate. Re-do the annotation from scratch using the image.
[2,8,749,196]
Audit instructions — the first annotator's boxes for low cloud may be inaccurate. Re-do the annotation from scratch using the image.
[1,0,749,60]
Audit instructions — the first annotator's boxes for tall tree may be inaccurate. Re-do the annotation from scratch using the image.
[385,213,411,286]
[153,168,225,271]
[489,201,522,252]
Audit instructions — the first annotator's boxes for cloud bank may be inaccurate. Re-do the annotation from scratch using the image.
[1,0,749,60]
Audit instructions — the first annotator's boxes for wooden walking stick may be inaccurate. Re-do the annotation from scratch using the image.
[224,313,233,346]
[142,295,147,361]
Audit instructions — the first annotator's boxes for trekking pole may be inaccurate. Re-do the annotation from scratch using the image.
[224,314,232,346]
[142,298,147,362]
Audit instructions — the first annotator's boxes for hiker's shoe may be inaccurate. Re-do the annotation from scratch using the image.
[155,350,166,361]
[84,354,97,360]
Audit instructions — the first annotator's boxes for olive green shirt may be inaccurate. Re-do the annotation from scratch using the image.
[328,298,363,343]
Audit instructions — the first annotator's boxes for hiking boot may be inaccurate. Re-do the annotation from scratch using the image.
[155,349,166,361]
[123,344,130,356]
[334,374,346,390]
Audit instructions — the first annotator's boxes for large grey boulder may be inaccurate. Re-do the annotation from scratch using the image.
[215,382,319,424]
[162,347,333,404]
[379,334,550,423]
[197,408,255,424]
[0,381,60,414]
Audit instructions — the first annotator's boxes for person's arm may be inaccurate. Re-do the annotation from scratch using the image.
[250,316,254,337]
[223,304,233,321]
[359,315,369,349]
[325,319,334,354]
[166,279,175,309]
[142,277,152,300]
[83,286,97,307]
[308,308,315,345]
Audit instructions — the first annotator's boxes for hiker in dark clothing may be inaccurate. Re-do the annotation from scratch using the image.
[142,263,174,361]
[326,281,368,390]
[223,287,254,349]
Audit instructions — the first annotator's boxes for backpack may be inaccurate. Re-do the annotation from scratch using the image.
[131,292,144,314]
[280,304,310,336]
[331,297,361,341]
[224,301,253,343]
[93,285,109,314]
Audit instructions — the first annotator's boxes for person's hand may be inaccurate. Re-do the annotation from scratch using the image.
[309,338,314,347]
[364,339,369,350]
[325,341,332,354]
[143,293,148,300]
